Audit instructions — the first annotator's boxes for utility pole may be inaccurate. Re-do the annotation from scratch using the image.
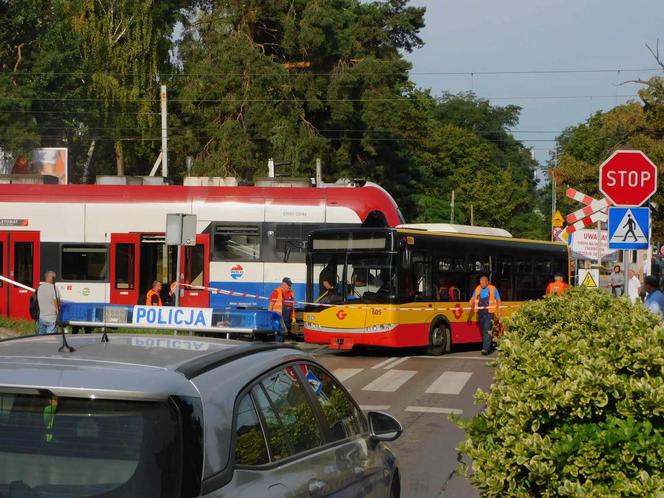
[551,150,557,225]
[450,190,455,224]
[470,205,474,226]
[160,85,168,178]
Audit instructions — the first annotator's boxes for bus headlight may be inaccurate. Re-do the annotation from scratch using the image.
[365,324,397,333]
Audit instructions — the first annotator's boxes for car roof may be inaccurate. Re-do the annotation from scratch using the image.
[0,334,306,400]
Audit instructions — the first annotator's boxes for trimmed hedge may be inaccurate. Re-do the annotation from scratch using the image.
[456,287,664,497]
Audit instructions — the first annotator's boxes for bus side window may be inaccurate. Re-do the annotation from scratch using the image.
[412,254,433,301]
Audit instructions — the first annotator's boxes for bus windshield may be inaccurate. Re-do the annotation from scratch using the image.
[309,252,396,305]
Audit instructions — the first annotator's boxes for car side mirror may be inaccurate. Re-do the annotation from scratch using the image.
[367,411,402,442]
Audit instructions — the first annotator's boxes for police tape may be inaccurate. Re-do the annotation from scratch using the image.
[0,274,35,292]
[176,283,523,313]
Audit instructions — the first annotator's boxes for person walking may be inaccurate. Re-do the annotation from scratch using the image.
[469,275,501,355]
[643,275,664,319]
[608,265,624,297]
[37,271,60,335]
[145,280,163,306]
[627,269,641,304]
[545,274,568,296]
[269,277,295,341]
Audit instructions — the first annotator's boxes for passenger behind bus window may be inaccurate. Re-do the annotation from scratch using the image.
[437,276,459,302]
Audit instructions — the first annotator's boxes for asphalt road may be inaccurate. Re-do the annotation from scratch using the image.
[301,343,494,498]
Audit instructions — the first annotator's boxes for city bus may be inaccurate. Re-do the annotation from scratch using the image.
[0,177,402,320]
[303,225,570,353]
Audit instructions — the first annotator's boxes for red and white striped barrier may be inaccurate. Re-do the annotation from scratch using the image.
[566,197,611,224]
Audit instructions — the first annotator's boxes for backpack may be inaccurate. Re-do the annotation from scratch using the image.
[29,292,40,321]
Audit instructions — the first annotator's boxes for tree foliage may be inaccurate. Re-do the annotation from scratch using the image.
[553,63,664,238]
[0,0,543,236]
[457,287,664,497]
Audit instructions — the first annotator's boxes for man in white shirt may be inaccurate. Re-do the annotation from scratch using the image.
[37,271,60,334]
[627,269,641,304]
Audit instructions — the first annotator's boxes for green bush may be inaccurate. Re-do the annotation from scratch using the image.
[456,287,664,497]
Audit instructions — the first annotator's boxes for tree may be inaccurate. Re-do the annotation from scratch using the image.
[73,0,183,176]
[175,0,427,217]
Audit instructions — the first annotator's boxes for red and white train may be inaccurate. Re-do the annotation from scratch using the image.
[0,177,402,320]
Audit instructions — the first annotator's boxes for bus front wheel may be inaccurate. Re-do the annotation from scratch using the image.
[426,322,449,356]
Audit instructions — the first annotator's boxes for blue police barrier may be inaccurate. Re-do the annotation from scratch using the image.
[58,302,283,339]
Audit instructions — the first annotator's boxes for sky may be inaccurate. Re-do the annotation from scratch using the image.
[405,0,664,177]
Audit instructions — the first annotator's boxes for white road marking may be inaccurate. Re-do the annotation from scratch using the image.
[425,371,473,395]
[405,406,463,415]
[372,357,398,369]
[382,356,411,369]
[332,368,364,382]
[362,369,417,392]
[360,405,392,411]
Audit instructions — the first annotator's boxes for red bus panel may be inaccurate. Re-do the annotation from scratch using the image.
[180,234,210,308]
[110,233,140,305]
[0,232,7,318]
[7,231,40,320]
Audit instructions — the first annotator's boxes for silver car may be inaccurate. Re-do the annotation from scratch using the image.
[0,334,402,497]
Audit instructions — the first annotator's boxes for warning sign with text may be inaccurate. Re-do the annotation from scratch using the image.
[570,229,616,260]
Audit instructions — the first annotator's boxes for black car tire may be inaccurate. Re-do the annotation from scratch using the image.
[425,321,449,356]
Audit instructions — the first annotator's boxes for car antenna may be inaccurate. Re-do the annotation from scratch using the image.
[57,325,75,353]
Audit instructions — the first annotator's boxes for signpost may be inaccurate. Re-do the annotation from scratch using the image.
[608,207,650,250]
[599,150,657,207]
[598,150,657,292]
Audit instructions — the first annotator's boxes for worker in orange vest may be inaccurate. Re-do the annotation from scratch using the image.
[545,274,569,296]
[269,277,295,342]
[145,280,163,306]
[469,275,501,355]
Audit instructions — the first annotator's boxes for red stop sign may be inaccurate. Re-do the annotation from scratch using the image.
[599,150,658,206]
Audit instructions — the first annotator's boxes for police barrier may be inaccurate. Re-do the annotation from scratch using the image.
[58,302,283,339]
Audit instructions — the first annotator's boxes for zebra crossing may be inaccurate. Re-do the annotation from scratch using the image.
[320,353,490,416]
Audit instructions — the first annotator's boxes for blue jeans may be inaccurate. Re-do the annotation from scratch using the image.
[478,313,494,352]
[37,319,57,335]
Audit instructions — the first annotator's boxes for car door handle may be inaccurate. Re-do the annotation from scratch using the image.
[353,464,367,477]
[308,478,326,495]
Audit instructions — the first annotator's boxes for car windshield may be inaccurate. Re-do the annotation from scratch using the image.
[0,391,181,498]
[310,252,396,304]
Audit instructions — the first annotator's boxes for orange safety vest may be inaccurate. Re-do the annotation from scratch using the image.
[270,287,295,322]
[472,285,498,313]
[546,281,568,296]
[146,289,163,306]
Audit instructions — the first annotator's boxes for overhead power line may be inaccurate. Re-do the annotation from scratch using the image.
[0,94,641,103]
[3,67,662,78]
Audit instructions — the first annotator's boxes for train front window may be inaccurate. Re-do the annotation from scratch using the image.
[309,253,395,304]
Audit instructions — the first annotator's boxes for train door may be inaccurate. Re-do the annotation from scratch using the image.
[180,234,210,307]
[0,232,7,317]
[5,231,40,320]
[109,233,140,305]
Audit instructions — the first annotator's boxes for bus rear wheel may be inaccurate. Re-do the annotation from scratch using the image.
[426,322,449,356]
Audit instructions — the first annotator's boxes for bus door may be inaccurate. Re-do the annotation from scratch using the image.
[109,233,140,305]
[180,234,210,308]
[6,231,40,320]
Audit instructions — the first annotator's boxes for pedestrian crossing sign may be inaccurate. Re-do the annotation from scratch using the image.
[608,207,650,250]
